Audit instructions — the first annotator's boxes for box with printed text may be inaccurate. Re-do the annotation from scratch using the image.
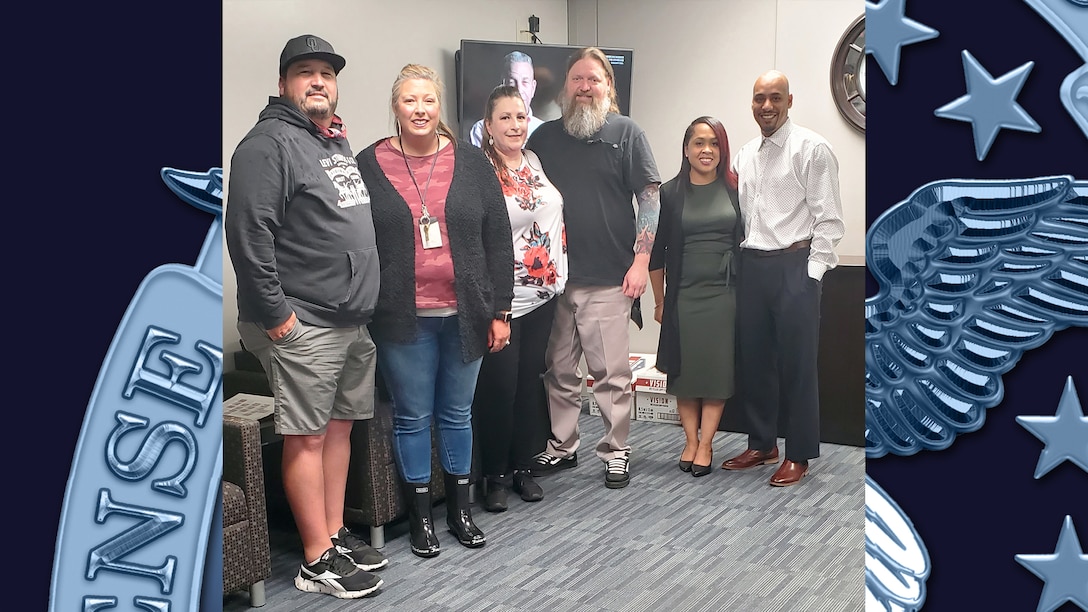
[633,367,680,424]
[583,353,655,419]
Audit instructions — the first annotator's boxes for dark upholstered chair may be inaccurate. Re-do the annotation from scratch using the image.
[222,415,272,607]
[223,348,448,550]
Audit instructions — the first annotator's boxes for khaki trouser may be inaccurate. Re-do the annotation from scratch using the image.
[544,285,634,461]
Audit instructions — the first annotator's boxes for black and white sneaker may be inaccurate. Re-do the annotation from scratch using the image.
[532,450,577,475]
[332,526,389,571]
[295,547,383,599]
[605,453,630,489]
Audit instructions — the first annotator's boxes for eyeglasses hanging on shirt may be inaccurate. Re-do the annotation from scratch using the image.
[402,133,443,249]
[584,138,621,149]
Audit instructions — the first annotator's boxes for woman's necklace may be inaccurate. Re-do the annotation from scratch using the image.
[503,152,525,174]
[400,133,443,249]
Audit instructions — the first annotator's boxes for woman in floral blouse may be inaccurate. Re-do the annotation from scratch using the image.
[472,85,567,511]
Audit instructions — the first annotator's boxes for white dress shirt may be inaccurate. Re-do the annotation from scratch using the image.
[732,118,845,281]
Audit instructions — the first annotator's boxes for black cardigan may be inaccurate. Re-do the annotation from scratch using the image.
[648,175,743,377]
[356,139,514,363]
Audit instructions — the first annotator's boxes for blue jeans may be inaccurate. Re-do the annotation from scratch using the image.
[376,316,482,483]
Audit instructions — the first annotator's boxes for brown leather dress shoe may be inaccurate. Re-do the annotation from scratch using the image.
[721,447,780,470]
[769,460,808,487]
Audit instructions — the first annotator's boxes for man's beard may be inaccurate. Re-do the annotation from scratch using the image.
[299,91,336,121]
[560,93,609,140]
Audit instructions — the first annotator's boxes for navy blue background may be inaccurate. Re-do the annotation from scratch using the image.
[866,1,1088,610]
[20,4,222,608]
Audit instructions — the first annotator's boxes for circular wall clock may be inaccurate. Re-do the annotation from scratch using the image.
[830,14,865,133]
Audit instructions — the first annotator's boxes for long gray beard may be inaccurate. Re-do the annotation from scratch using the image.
[560,94,609,140]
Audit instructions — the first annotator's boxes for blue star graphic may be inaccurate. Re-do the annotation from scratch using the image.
[866,0,939,86]
[1016,376,1088,478]
[934,50,1042,161]
[1015,516,1088,612]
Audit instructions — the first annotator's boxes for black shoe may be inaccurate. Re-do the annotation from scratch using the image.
[691,463,712,477]
[294,547,383,599]
[403,481,440,558]
[332,526,389,571]
[532,450,577,475]
[678,460,693,473]
[482,476,509,513]
[445,473,486,548]
[512,470,544,502]
[605,453,630,489]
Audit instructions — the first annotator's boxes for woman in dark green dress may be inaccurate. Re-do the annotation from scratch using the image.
[649,116,742,477]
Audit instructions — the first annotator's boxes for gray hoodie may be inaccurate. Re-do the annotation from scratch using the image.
[225,97,379,328]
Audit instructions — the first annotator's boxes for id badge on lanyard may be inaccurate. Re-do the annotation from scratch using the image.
[404,135,444,249]
[419,213,442,248]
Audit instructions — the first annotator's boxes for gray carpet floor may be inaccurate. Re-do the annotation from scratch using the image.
[223,412,866,612]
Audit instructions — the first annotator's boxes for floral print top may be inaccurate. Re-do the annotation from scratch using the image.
[497,149,567,318]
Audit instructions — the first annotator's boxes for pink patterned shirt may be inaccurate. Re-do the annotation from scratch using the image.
[376,139,457,309]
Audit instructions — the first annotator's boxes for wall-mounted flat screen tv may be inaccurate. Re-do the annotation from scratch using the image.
[456,40,634,146]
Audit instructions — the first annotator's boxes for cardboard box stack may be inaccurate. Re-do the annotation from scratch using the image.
[583,353,652,419]
[579,353,683,425]
[633,367,679,424]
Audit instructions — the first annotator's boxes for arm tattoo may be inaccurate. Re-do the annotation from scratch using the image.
[634,183,660,255]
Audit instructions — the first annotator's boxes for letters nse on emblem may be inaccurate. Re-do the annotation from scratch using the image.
[50,168,224,611]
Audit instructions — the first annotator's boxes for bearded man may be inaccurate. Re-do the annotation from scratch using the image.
[526,47,661,489]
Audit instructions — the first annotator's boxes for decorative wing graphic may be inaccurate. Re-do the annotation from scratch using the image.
[865,176,1088,458]
[866,476,931,612]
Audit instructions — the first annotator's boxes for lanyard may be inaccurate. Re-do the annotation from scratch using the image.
[401,134,440,218]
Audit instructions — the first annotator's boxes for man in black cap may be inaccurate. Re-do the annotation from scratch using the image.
[225,34,386,600]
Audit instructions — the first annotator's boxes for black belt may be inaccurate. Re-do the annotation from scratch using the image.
[746,239,811,257]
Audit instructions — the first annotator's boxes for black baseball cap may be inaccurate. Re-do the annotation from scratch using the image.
[279,34,346,76]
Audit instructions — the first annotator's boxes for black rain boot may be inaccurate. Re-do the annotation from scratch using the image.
[402,480,440,558]
[444,473,486,548]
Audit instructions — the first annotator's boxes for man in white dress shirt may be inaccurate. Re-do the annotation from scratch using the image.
[722,70,845,487]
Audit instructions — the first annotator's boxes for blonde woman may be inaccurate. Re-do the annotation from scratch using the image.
[355,64,513,557]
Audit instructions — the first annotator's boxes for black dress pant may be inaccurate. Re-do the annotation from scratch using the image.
[472,298,558,481]
[737,247,822,461]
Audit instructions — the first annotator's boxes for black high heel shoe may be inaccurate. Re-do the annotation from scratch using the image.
[678,446,696,472]
[691,451,713,477]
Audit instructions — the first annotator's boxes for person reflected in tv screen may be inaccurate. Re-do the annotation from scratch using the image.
[470,51,544,147]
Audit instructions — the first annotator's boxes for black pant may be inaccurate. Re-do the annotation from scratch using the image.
[472,298,558,479]
[737,248,822,461]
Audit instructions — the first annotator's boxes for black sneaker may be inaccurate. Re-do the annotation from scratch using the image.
[295,547,383,599]
[513,470,544,502]
[332,526,389,571]
[605,453,630,489]
[532,451,577,475]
